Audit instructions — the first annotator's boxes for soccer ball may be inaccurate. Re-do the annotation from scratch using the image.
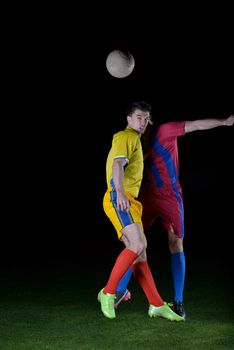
[106,50,135,78]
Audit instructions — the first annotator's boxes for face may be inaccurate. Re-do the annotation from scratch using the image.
[127,109,151,135]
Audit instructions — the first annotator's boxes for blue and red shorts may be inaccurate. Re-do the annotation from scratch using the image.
[138,184,184,238]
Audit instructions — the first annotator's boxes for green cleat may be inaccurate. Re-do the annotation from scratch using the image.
[148,302,185,322]
[98,288,116,319]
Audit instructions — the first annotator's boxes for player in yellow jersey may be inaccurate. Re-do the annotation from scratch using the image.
[98,101,184,321]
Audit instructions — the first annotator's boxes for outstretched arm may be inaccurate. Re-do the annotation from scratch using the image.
[184,115,234,133]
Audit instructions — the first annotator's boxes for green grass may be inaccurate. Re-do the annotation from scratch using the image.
[0,258,233,350]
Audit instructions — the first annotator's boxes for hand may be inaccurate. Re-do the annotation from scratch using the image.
[224,115,234,126]
[117,192,131,212]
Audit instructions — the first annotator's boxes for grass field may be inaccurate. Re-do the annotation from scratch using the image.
[0,256,233,350]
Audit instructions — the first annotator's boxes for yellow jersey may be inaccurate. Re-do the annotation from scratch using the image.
[106,128,143,198]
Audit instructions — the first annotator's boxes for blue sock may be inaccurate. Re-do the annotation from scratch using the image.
[116,267,133,293]
[171,252,185,302]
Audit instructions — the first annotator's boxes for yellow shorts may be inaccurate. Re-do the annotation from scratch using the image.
[103,190,143,239]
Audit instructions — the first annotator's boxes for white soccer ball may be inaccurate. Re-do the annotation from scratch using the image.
[106,50,135,78]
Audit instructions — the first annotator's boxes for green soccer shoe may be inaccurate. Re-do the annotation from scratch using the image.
[148,302,185,322]
[98,288,116,319]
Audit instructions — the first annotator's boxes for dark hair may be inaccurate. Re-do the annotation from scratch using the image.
[127,101,152,116]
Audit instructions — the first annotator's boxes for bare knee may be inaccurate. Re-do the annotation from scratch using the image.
[135,250,147,262]
[122,224,147,255]
[129,239,146,255]
[168,229,183,253]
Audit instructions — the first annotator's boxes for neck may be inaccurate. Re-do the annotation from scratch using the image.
[126,126,142,136]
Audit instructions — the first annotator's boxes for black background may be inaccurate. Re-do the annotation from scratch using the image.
[3,36,234,272]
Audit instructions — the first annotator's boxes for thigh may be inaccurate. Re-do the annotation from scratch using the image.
[103,191,144,239]
[157,190,184,238]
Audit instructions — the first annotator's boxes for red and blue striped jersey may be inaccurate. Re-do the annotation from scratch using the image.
[145,121,185,191]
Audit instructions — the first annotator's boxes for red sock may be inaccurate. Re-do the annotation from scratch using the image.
[104,248,138,294]
[132,261,164,306]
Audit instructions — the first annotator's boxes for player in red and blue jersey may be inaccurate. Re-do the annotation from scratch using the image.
[115,115,234,319]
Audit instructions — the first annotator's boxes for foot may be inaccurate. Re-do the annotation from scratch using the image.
[114,289,131,309]
[173,301,186,319]
[97,289,116,319]
[148,303,185,322]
